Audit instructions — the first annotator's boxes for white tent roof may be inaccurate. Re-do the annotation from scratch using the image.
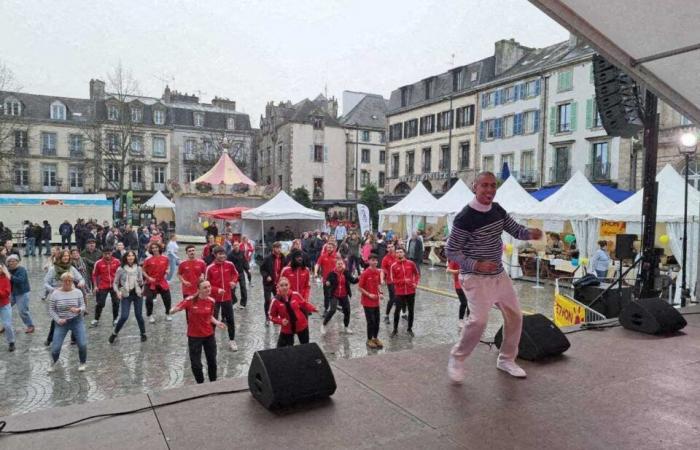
[596,165,700,222]
[494,176,540,214]
[435,179,474,214]
[142,191,175,209]
[514,171,615,220]
[379,183,441,217]
[530,0,700,124]
[242,190,325,221]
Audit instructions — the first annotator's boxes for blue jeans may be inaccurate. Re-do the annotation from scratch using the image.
[51,316,87,363]
[43,239,51,255]
[24,237,36,256]
[10,292,33,327]
[114,290,146,335]
[595,269,607,279]
[167,254,178,282]
[0,304,15,344]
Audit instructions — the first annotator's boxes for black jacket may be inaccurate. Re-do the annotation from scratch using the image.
[123,231,138,251]
[284,250,311,268]
[42,224,52,240]
[227,250,250,276]
[260,253,284,288]
[325,269,358,298]
[32,225,43,240]
[59,223,73,237]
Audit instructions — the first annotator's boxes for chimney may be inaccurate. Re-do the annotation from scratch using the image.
[327,97,338,119]
[89,79,105,100]
[162,85,171,103]
[494,39,530,76]
[212,97,236,111]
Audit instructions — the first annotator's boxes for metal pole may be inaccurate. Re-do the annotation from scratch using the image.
[682,153,689,306]
[639,90,660,298]
[533,255,544,289]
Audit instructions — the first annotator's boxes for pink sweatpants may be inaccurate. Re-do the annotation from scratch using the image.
[450,271,522,362]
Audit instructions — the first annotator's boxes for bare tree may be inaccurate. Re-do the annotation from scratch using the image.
[0,62,25,179]
[183,130,248,180]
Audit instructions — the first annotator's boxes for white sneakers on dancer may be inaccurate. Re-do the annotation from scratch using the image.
[165,315,172,322]
[496,359,527,378]
[229,340,238,352]
[149,316,156,324]
[78,364,87,372]
[320,324,326,336]
[447,355,466,384]
[344,327,353,334]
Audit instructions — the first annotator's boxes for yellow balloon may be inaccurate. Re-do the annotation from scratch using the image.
[580,257,589,265]
[202,221,210,229]
[505,243,514,253]
[659,234,669,245]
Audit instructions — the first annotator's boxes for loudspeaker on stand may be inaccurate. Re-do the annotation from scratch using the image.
[494,314,570,361]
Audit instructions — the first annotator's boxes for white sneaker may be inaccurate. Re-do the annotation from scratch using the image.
[47,363,56,374]
[90,319,99,327]
[344,327,354,335]
[78,364,87,372]
[149,316,156,324]
[165,316,172,322]
[496,359,527,378]
[229,340,238,351]
[457,319,465,329]
[320,324,326,335]
[447,355,466,384]
[113,319,118,326]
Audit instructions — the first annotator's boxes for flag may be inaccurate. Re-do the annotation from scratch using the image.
[357,204,372,235]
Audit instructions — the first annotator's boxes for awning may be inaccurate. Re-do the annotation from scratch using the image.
[198,206,250,220]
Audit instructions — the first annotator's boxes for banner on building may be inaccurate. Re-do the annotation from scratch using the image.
[600,221,626,235]
[357,204,372,235]
[553,293,585,327]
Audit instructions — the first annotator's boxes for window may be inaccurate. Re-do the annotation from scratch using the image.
[680,115,693,126]
[440,145,451,171]
[379,150,386,164]
[185,167,197,182]
[360,170,370,187]
[194,112,204,127]
[471,71,478,82]
[379,131,386,143]
[50,101,66,120]
[312,117,324,129]
[437,110,453,131]
[107,163,120,183]
[400,86,410,107]
[41,132,57,155]
[523,110,539,134]
[552,146,570,183]
[503,115,514,138]
[404,119,418,138]
[420,114,435,135]
[153,108,165,125]
[69,134,83,156]
[459,142,470,170]
[361,130,370,142]
[389,123,403,141]
[503,86,515,103]
[557,69,574,92]
[130,135,144,154]
[483,91,497,108]
[406,151,415,175]
[14,163,29,186]
[361,148,370,164]
[153,166,166,184]
[391,153,400,178]
[313,145,324,162]
[107,132,121,152]
[130,107,142,123]
[455,105,474,127]
[278,175,283,187]
[524,80,539,97]
[521,151,535,179]
[131,164,143,183]
[590,141,610,180]
[42,164,57,187]
[227,117,235,130]
[313,177,323,199]
[152,136,166,157]
[557,103,572,132]
[69,166,84,188]
[278,145,283,163]
[14,130,27,149]
[378,171,385,188]
[501,154,514,176]
[587,98,603,129]
[424,77,435,100]
[482,156,494,172]
[3,97,21,116]
[184,138,196,160]
[485,119,497,140]
[422,148,432,173]
[108,104,119,120]
[453,69,465,91]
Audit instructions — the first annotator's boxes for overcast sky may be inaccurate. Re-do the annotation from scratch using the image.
[2,0,568,126]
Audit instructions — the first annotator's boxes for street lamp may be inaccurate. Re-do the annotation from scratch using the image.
[678,131,697,306]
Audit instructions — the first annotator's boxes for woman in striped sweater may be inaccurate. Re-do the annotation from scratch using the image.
[47,271,87,373]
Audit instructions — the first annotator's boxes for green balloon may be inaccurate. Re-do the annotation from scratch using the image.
[564,234,576,244]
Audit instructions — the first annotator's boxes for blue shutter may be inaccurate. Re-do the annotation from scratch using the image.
[514,84,521,101]
[481,95,488,108]
[494,90,501,106]
[519,83,526,100]
[494,118,502,139]
[323,145,329,162]
[535,79,541,96]
[479,121,485,140]
[514,113,522,135]
[533,110,540,132]
[309,145,314,161]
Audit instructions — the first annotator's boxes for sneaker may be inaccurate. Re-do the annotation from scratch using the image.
[141,334,148,342]
[108,334,117,344]
[384,315,390,324]
[373,338,384,349]
[447,355,466,384]
[165,315,172,322]
[390,329,398,338]
[457,319,465,329]
[229,340,238,351]
[320,324,327,335]
[407,329,415,337]
[344,327,353,335]
[149,316,156,324]
[47,363,56,373]
[496,359,527,378]
[90,319,99,327]
[113,319,118,326]
[78,364,87,372]
[25,326,35,334]
[366,339,377,349]
[8,342,15,352]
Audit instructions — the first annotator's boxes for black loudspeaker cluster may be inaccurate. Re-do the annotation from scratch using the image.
[615,233,637,260]
[619,297,687,334]
[593,55,644,138]
[494,314,570,361]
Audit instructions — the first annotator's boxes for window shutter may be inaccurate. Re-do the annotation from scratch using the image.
[514,113,522,135]
[586,98,594,129]
[568,71,574,91]
[535,79,541,96]
[494,90,501,106]
[514,84,521,100]
[309,145,314,161]
[519,83,526,100]
[494,118,502,139]
[570,102,578,132]
[549,106,557,135]
[479,121,485,140]
[533,110,540,132]
[481,94,488,108]
[324,145,329,162]
[557,72,564,91]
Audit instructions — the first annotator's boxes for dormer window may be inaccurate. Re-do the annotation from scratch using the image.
[50,101,66,120]
[153,108,165,125]
[312,117,323,129]
[194,112,204,127]
[130,106,143,123]
[3,97,21,116]
[227,117,235,130]
[108,104,120,120]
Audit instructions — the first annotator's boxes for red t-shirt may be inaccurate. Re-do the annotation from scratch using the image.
[359,267,381,307]
[143,255,170,291]
[448,261,461,290]
[381,253,397,285]
[177,296,215,338]
[316,250,338,280]
[178,258,207,297]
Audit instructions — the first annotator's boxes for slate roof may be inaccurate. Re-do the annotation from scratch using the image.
[0,90,94,123]
[339,94,387,129]
[288,97,341,127]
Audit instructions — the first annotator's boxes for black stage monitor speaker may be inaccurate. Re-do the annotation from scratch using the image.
[248,343,336,410]
[494,314,570,361]
[593,55,644,138]
[615,234,636,260]
[619,297,687,335]
[574,283,632,318]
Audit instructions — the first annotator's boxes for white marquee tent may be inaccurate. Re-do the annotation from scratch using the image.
[435,180,474,231]
[495,176,540,214]
[142,190,176,223]
[378,183,442,236]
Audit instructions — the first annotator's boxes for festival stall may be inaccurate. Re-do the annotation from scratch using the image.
[378,183,442,238]
[142,191,176,224]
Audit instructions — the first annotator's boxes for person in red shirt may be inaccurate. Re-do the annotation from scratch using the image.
[314,241,338,314]
[447,260,469,328]
[91,247,121,327]
[389,247,420,337]
[240,235,254,286]
[381,242,399,324]
[143,242,172,323]
[280,250,311,302]
[268,277,317,347]
[0,263,15,352]
[260,242,284,326]
[177,245,207,299]
[205,246,239,351]
[321,259,358,335]
[170,280,225,384]
[359,254,383,349]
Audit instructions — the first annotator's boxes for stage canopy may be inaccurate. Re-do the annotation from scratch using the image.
[529,0,700,124]
[495,176,540,214]
[241,191,325,243]
[435,179,474,215]
[378,182,442,235]
[193,153,256,186]
[198,206,250,221]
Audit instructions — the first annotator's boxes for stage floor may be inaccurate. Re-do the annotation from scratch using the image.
[2,306,700,450]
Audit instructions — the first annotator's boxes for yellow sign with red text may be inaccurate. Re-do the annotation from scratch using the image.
[553,294,585,327]
[600,221,626,235]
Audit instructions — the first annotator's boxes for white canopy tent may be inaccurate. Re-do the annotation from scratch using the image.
[241,191,325,248]
[435,179,474,230]
[378,183,442,236]
[142,190,176,223]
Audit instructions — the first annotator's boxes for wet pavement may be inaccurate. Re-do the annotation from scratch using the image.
[0,249,555,417]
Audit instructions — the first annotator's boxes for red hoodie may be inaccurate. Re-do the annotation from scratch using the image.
[381,253,397,285]
[0,274,10,307]
[268,292,317,334]
[390,259,420,296]
[143,255,170,291]
[92,257,121,291]
[280,266,311,301]
[205,260,239,302]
